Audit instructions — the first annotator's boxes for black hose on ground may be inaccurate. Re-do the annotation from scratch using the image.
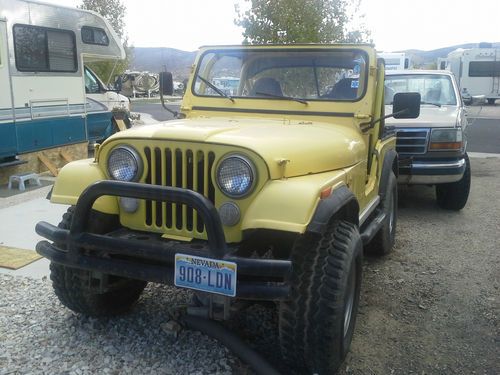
[181,315,281,375]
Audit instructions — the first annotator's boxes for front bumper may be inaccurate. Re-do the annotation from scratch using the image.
[35,180,291,300]
[398,157,466,184]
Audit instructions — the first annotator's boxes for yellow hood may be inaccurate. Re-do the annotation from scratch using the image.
[109,117,366,179]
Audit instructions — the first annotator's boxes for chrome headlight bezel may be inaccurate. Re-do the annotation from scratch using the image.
[216,154,257,199]
[107,145,143,182]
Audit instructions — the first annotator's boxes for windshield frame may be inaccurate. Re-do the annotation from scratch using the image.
[191,47,370,103]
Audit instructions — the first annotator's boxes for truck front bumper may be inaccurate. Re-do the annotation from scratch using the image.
[36,180,291,301]
[398,157,466,184]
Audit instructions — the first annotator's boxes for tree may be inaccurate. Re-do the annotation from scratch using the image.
[80,0,130,84]
[235,0,370,44]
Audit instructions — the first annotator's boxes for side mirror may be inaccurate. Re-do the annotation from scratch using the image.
[114,76,123,92]
[159,71,174,96]
[393,92,421,119]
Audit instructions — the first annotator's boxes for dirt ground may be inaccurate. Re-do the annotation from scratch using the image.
[228,156,499,374]
[340,156,499,374]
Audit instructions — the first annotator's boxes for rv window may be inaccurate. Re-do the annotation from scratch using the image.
[81,26,109,46]
[469,61,500,77]
[13,24,77,72]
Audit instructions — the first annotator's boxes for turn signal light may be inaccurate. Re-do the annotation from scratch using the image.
[429,142,462,150]
[320,187,333,199]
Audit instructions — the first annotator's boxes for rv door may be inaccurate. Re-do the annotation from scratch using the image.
[0,20,17,160]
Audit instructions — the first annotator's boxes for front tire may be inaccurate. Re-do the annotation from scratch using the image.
[50,207,147,316]
[435,154,471,210]
[279,220,363,374]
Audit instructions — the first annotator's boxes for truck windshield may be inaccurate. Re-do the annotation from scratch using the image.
[193,49,368,102]
[385,74,457,106]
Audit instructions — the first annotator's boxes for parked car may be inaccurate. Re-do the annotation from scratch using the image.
[36,44,420,374]
[385,70,471,210]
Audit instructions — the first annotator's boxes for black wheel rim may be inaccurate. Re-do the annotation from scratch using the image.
[343,262,356,337]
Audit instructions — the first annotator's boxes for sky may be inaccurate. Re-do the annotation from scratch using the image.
[42,0,500,52]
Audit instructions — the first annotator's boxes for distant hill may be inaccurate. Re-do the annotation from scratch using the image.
[130,42,500,78]
[130,47,197,80]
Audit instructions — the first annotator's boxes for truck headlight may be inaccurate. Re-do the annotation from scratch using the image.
[430,128,463,151]
[107,146,143,181]
[216,155,256,198]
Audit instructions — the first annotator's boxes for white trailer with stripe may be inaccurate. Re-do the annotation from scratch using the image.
[0,0,127,164]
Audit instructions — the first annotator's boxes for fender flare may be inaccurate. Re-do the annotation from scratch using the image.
[306,185,359,235]
[379,149,398,200]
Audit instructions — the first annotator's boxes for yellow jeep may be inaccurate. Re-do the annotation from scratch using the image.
[36,44,420,374]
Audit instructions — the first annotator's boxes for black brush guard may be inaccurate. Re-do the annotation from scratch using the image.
[36,180,291,300]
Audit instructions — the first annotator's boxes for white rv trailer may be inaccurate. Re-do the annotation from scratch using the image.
[378,52,410,70]
[0,0,127,164]
[442,47,500,104]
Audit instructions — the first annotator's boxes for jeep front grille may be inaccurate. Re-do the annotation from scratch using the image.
[396,129,430,154]
[144,146,216,235]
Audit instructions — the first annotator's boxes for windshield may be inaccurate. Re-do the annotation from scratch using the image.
[385,74,457,106]
[193,49,368,101]
[84,67,102,94]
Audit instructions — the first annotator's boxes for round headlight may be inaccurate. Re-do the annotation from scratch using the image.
[216,155,256,198]
[107,146,142,181]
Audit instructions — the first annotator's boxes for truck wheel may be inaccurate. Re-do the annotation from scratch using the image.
[366,172,397,255]
[435,154,471,210]
[50,207,147,316]
[487,98,496,105]
[279,220,363,374]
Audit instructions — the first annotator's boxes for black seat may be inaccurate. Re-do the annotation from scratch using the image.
[324,78,358,100]
[250,77,283,96]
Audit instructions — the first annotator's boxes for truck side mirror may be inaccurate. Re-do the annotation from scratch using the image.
[159,71,174,96]
[393,92,420,119]
[114,76,123,92]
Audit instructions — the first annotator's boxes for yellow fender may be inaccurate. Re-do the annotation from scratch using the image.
[50,159,118,214]
[242,170,347,234]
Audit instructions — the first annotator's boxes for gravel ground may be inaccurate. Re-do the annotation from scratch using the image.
[0,157,498,374]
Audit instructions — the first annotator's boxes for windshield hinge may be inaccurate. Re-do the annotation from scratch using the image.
[354,113,372,120]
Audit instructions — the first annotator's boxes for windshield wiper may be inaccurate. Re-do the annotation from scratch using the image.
[196,74,234,103]
[420,101,442,107]
[255,91,308,105]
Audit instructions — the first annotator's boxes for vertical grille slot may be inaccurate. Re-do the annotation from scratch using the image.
[175,149,183,230]
[165,149,173,228]
[186,150,194,231]
[208,152,216,203]
[196,151,205,233]
[142,145,216,236]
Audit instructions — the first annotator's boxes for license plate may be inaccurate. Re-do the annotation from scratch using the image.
[174,254,237,297]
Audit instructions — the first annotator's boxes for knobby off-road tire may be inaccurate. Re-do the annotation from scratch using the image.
[435,153,471,211]
[50,207,147,317]
[366,172,398,256]
[279,220,363,374]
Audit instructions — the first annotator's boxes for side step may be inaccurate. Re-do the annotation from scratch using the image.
[360,209,386,245]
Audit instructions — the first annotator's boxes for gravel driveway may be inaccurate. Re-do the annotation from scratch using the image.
[0,156,498,375]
